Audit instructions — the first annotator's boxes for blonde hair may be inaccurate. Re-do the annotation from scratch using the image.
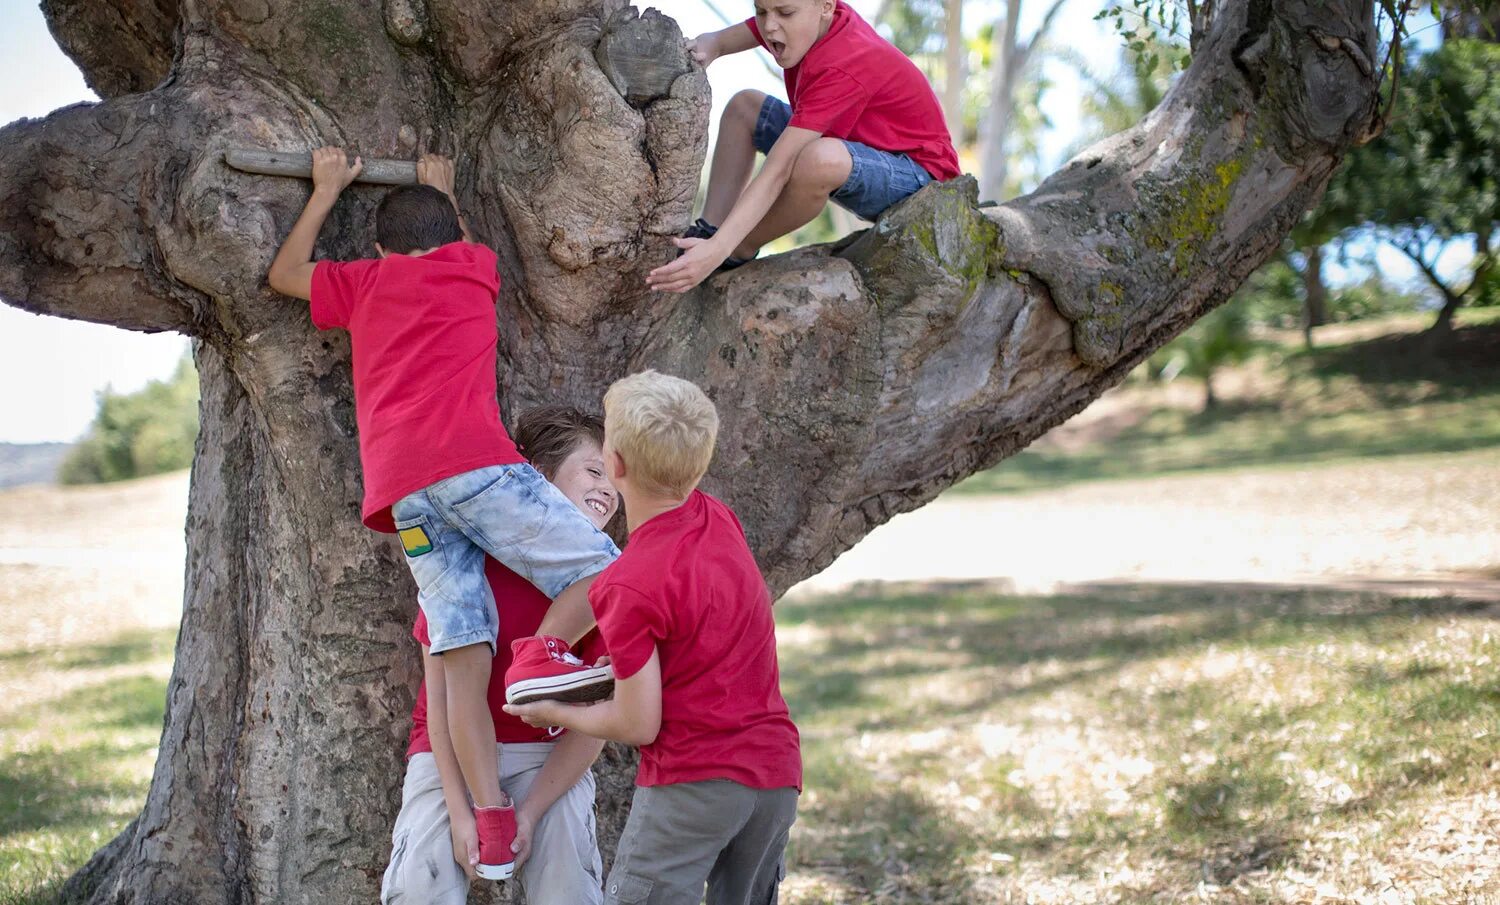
[603,370,719,497]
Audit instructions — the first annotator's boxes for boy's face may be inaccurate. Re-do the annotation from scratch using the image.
[754,0,836,68]
[551,439,618,530]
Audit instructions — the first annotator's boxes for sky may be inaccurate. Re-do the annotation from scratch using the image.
[0,0,1470,443]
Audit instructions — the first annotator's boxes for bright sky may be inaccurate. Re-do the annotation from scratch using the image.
[0,0,1467,443]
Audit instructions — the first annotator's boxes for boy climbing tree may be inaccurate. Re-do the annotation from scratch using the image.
[647,0,960,293]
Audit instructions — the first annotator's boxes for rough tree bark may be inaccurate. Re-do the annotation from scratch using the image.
[0,0,1380,901]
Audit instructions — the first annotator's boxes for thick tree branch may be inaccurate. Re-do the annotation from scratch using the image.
[42,0,180,97]
[0,94,203,335]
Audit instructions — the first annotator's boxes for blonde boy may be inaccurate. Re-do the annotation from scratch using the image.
[507,371,802,905]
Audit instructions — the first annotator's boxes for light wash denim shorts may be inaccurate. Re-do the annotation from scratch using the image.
[752,95,933,222]
[391,464,619,655]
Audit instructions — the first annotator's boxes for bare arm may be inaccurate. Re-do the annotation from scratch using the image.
[414,154,475,243]
[505,649,663,746]
[646,126,821,293]
[266,146,362,300]
[688,21,759,66]
[424,647,481,880]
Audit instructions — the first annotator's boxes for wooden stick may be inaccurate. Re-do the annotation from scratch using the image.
[223,148,418,185]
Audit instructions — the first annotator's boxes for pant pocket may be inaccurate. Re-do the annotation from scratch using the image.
[605,871,654,904]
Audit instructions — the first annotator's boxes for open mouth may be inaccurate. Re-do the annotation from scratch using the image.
[770,40,786,58]
[585,497,609,516]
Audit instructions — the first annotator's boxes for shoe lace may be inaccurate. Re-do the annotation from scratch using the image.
[556,650,587,667]
[546,725,565,738]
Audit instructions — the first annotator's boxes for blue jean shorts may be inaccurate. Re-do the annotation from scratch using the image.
[392,464,620,655]
[752,95,933,222]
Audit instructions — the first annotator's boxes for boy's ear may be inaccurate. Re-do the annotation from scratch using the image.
[374,242,388,258]
[607,448,627,483]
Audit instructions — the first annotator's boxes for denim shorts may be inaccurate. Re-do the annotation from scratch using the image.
[752,95,933,222]
[391,464,620,655]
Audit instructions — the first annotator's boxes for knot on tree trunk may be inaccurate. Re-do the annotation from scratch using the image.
[594,6,694,108]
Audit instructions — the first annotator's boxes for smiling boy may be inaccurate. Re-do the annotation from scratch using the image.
[647,0,959,293]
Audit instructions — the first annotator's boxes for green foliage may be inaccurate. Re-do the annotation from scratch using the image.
[1149,298,1255,409]
[58,355,199,485]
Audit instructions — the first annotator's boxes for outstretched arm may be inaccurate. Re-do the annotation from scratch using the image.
[267,146,362,300]
[647,125,821,293]
[415,154,475,244]
[687,21,759,67]
[424,647,482,881]
[504,650,663,746]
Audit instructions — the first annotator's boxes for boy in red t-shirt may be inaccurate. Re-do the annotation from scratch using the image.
[267,148,620,880]
[647,0,959,293]
[507,370,802,905]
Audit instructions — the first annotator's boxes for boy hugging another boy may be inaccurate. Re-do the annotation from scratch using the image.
[267,148,620,881]
[647,0,959,293]
[508,370,802,905]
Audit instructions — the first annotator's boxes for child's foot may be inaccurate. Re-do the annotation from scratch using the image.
[504,636,615,706]
[474,804,518,880]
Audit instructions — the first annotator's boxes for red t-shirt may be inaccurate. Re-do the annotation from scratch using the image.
[310,242,524,533]
[590,491,801,791]
[407,557,608,758]
[747,1,960,181]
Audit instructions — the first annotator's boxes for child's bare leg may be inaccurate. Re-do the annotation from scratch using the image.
[534,573,600,646]
[733,138,853,259]
[702,90,768,225]
[443,643,505,807]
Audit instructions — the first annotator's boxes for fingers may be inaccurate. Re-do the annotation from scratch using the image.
[349,156,363,180]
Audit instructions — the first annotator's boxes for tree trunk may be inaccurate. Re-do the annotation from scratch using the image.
[0,0,1383,901]
[979,0,1023,201]
[943,0,966,141]
[1301,243,1327,348]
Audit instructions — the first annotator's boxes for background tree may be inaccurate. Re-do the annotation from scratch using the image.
[59,355,200,485]
[0,0,1384,901]
[978,0,1070,201]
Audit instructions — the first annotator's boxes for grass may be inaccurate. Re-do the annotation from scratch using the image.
[0,630,173,905]
[957,313,1500,495]
[776,581,1500,903]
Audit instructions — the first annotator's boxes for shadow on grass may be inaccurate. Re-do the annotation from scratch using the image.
[1302,321,1500,400]
[780,578,1500,901]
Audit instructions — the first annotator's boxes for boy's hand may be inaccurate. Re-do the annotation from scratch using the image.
[503,700,568,728]
[448,807,480,881]
[416,153,457,199]
[686,32,720,67]
[310,146,362,196]
[647,237,725,293]
[511,808,536,871]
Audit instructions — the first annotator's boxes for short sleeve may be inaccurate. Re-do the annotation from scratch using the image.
[590,581,668,680]
[413,612,430,646]
[309,259,379,330]
[745,17,763,48]
[789,67,870,137]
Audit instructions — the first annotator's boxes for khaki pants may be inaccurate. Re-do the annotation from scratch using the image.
[382,743,604,905]
[604,780,797,905]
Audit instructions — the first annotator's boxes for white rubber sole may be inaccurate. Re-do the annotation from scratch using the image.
[476,861,515,880]
[505,665,615,705]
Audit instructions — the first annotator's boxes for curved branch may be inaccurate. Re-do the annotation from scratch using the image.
[649,0,1383,594]
[0,94,203,335]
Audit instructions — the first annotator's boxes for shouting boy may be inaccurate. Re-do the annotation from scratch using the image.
[648,0,959,293]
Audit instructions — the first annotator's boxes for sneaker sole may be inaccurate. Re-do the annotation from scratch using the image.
[506,668,615,706]
[476,862,515,881]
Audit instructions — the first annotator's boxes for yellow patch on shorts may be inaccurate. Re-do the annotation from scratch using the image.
[399,525,433,557]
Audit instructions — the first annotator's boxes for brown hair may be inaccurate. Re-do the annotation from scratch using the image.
[513,405,605,481]
[375,185,463,254]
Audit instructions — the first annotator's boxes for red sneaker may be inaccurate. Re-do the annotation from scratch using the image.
[504,636,615,706]
[474,804,517,880]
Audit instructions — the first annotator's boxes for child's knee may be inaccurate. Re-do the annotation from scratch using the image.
[723,89,767,129]
[791,138,853,193]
